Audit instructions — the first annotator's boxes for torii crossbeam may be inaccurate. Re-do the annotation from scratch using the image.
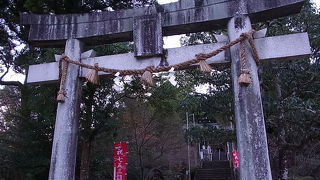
[27,33,310,84]
[20,0,310,180]
[21,0,305,47]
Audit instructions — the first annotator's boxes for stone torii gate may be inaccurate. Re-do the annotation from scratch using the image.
[20,0,311,179]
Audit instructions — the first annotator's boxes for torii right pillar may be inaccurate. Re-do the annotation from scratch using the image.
[228,15,272,180]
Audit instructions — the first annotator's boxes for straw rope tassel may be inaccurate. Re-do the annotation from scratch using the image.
[141,66,155,86]
[57,58,69,102]
[238,40,252,85]
[195,53,213,73]
[85,63,99,84]
[199,60,213,72]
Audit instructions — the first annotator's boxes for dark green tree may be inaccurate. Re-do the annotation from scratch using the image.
[260,2,320,179]
[179,1,320,179]
[0,0,154,179]
[118,81,184,180]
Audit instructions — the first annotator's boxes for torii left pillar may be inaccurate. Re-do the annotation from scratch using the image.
[48,39,83,180]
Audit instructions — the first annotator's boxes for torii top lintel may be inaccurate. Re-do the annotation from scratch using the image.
[21,0,305,48]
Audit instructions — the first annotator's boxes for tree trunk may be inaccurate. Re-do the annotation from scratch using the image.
[80,83,97,180]
[277,121,288,180]
[80,135,93,180]
[276,73,288,180]
[278,148,288,180]
[139,150,144,180]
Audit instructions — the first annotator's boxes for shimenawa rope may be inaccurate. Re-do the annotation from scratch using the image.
[57,30,260,102]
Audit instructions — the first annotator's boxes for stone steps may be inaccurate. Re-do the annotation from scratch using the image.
[195,161,232,180]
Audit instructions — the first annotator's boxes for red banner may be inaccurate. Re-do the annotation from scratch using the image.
[114,142,128,180]
[232,151,240,168]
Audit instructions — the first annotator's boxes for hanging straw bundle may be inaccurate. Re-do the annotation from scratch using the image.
[196,53,213,73]
[141,66,154,86]
[238,41,252,86]
[57,58,69,103]
[199,60,213,72]
[238,69,251,85]
[85,63,99,84]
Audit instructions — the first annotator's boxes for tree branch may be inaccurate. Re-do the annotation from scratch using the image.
[0,65,23,88]
[0,80,23,88]
[0,66,9,80]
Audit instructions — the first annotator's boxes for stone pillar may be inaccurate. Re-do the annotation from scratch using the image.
[48,39,83,180]
[228,16,272,180]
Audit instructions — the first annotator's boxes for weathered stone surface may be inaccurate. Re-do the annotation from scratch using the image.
[133,14,163,57]
[80,49,96,59]
[28,61,60,83]
[253,28,267,39]
[48,39,83,180]
[55,49,96,61]
[228,16,272,180]
[20,0,306,47]
[26,32,310,84]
